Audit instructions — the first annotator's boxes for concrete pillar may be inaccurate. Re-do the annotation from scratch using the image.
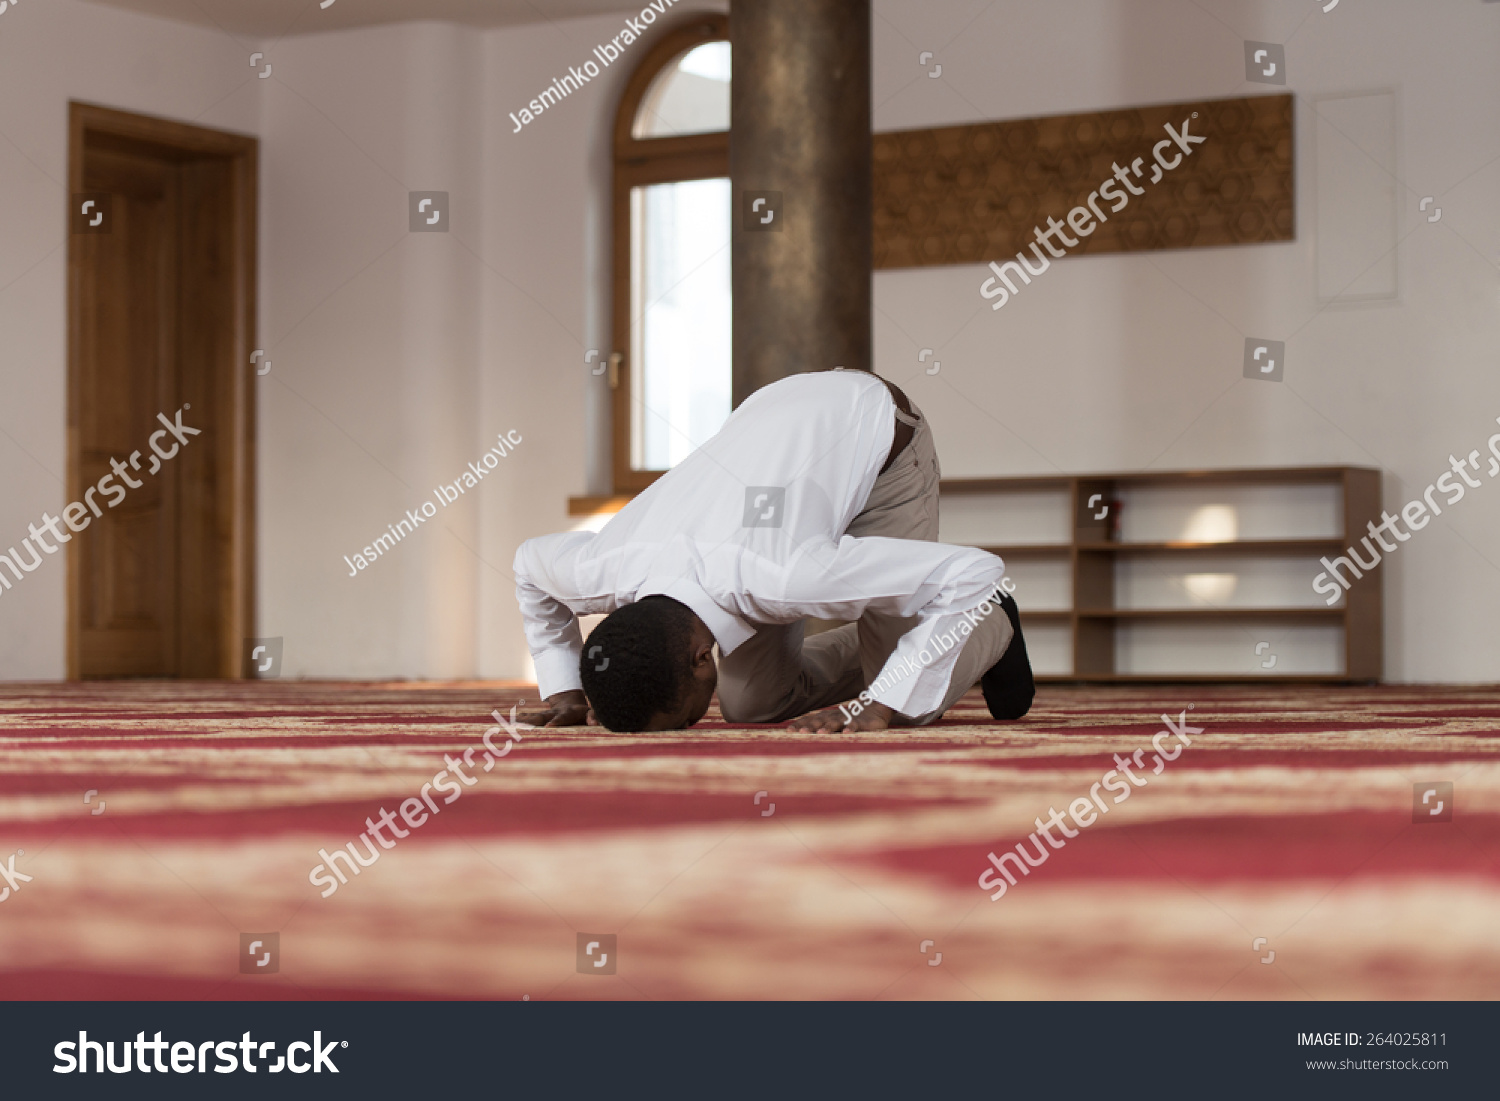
[730,0,871,407]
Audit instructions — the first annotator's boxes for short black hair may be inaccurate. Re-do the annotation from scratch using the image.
[580,596,697,732]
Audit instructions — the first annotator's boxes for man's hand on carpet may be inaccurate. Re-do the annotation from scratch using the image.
[519,690,592,727]
[786,701,894,734]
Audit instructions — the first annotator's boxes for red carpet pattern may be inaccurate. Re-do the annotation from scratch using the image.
[0,681,1497,1000]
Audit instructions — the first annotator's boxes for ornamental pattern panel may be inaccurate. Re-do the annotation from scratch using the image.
[872,93,1293,270]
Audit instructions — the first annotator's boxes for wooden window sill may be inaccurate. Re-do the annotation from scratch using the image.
[568,495,636,516]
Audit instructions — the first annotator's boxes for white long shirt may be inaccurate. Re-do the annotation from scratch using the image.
[513,370,1006,717]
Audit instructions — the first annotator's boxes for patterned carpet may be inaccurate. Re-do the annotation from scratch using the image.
[0,681,1496,1001]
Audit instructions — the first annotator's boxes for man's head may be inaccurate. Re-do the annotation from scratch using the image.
[579,596,718,732]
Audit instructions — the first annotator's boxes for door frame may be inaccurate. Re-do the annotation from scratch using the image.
[66,102,258,679]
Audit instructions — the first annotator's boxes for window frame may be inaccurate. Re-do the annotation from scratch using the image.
[610,13,729,493]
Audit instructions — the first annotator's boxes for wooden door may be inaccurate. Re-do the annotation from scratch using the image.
[67,104,257,679]
[72,142,181,675]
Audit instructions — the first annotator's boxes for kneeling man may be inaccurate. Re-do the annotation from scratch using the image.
[514,368,1033,732]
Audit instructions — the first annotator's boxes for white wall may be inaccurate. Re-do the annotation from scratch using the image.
[0,0,719,681]
[258,8,722,681]
[258,20,490,679]
[871,0,1500,682]
[2,0,1495,683]
[0,0,261,678]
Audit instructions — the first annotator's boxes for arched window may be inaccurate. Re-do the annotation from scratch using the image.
[610,14,729,493]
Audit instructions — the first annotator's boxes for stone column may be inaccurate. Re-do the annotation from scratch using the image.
[730,0,871,407]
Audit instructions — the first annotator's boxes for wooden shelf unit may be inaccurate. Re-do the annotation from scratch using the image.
[943,466,1382,683]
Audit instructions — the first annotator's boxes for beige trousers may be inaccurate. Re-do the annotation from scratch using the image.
[716,399,1014,726]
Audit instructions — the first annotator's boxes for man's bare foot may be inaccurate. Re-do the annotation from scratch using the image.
[786,701,895,733]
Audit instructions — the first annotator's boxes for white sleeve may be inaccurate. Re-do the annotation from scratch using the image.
[512,532,595,699]
[737,535,1006,716]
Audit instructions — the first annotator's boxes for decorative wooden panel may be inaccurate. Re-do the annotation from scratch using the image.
[872,93,1293,269]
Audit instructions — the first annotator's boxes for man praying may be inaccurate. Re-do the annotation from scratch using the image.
[514,368,1033,733]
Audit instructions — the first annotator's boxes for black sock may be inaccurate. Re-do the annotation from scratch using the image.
[980,591,1034,721]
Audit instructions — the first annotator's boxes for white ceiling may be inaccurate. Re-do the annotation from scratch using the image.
[79,0,647,39]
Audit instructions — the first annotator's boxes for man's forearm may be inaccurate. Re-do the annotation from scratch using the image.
[514,539,590,698]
